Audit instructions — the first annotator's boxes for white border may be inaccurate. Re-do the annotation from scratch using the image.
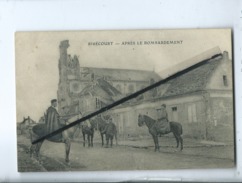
[0,0,241,182]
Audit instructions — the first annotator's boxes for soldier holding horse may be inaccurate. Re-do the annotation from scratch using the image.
[101,117,117,148]
[94,114,117,147]
[81,119,97,147]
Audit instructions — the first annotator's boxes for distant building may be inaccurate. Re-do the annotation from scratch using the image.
[57,40,161,116]
[17,116,36,135]
[110,51,234,142]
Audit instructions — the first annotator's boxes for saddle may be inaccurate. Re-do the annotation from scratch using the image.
[155,120,170,134]
[32,123,64,143]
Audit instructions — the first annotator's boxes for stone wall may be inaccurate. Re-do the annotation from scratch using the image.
[207,97,234,142]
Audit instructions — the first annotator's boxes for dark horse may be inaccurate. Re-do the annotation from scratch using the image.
[138,114,183,151]
[93,116,117,147]
[81,119,97,147]
[29,114,81,163]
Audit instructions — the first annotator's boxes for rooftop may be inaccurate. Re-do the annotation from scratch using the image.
[161,55,222,97]
[158,47,222,78]
[81,67,161,82]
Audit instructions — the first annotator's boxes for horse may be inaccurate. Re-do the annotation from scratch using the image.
[93,116,117,147]
[81,119,97,147]
[29,113,82,163]
[138,114,183,152]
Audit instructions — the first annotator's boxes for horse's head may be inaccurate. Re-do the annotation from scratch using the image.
[138,114,145,127]
[95,115,106,129]
[90,119,98,130]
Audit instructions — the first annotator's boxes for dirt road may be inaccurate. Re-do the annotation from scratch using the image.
[18,135,234,172]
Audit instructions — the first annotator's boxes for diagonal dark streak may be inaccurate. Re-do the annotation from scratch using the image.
[32,55,219,144]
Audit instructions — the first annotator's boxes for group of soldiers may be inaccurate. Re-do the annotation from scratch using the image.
[45,99,170,141]
[45,99,116,142]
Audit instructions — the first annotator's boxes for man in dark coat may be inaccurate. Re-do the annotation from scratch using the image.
[45,99,62,141]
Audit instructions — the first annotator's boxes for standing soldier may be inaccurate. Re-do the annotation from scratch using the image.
[102,117,117,148]
[45,99,63,141]
[156,104,170,134]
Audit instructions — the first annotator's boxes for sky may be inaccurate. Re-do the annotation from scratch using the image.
[15,29,232,122]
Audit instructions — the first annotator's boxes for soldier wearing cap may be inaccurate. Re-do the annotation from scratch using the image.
[45,99,62,141]
[101,116,117,148]
[156,104,170,134]
[157,104,168,122]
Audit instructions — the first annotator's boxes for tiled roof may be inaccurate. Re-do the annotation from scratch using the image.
[81,67,161,82]
[160,55,222,97]
[158,47,221,78]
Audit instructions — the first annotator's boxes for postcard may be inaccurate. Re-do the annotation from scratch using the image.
[16,29,234,172]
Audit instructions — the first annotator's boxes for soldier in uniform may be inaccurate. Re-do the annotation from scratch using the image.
[156,104,170,134]
[45,99,63,141]
[102,117,117,148]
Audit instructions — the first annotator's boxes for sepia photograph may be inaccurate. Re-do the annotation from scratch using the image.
[15,29,234,172]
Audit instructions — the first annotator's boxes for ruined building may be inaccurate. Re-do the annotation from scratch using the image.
[57,40,161,116]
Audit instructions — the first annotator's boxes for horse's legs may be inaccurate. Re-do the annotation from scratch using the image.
[152,135,157,152]
[150,128,159,151]
[29,144,36,158]
[87,135,90,147]
[29,141,43,162]
[106,139,109,148]
[35,141,44,161]
[29,131,39,158]
[83,132,86,147]
[91,133,94,147]
[115,133,118,145]
[64,139,71,163]
[110,136,113,148]
[101,133,104,147]
[173,132,179,148]
[152,135,156,151]
[178,135,183,151]
[155,136,160,152]
[106,135,109,148]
